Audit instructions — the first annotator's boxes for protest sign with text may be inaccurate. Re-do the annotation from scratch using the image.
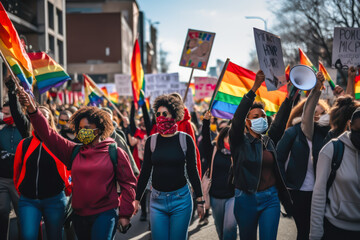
[114,74,132,96]
[179,29,215,71]
[194,76,217,99]
[332,27,360,68]
[254,28,286,91]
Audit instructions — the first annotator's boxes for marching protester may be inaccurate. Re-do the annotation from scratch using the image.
[276,72,330,240]
[58,110,80,142]
[17,87,137,240]
[229,70,294,240]
[202,111,237,240]
[310,107,360,240]
[134,94,204,240]
[13,105,71,240]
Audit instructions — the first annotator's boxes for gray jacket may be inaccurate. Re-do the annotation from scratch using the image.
[310,131,360,239]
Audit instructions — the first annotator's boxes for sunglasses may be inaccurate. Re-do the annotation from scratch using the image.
[156,111,168,117]
[117,223,132,234]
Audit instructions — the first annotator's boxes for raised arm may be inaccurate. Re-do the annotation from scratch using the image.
[130,101,136,136]
[18,88,76,166]
[301,72,324,140]
[229,70,265,146]
[141,104,152,136]
[201,111,214,163]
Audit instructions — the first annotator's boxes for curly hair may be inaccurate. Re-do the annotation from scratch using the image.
[69,106,114,139]
[247,102,265,117]
[153,94,185,122]
[330,95,360,132]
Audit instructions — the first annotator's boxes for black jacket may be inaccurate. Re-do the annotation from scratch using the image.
[276,123,330,190]
[229,90,293,214]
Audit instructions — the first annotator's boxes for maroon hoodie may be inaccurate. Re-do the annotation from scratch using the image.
[29,110,137,217]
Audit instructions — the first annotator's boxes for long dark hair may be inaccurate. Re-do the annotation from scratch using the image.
[215,126,230,150]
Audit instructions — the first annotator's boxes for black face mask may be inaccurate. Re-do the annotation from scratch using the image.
[350,130,360,150]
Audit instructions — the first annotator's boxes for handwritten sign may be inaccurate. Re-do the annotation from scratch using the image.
[332,27,360,68]
[194,76,217,99]
[254,28,286,91]
[145,73,194,111]
[114,74,132,96]
[179,29,215,71]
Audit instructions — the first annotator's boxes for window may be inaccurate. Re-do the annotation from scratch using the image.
[48,34,55,57]
[57,40,64,65]
[48,2,54,30]
[56,8,63,34]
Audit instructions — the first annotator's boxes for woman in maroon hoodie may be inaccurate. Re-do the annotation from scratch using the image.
[18,88,137,240]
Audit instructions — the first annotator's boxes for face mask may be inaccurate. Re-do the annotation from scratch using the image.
[317,114,330,127]
[3,116,14,125]
[76,128,98,145]
[350,130,360,150]
[58,119,68,126]
[248,117,268,134]
[156,116,177,135]
[210,124,217,132]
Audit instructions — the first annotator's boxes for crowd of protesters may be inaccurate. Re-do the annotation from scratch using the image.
[0,65,359,240]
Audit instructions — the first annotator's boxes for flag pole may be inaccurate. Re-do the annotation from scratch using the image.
[0,49,23,90]
[208,58,230,111]
[182,67,195,102]
[84,74,124,119]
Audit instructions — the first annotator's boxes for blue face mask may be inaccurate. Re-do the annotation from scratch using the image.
[248,117,268,134]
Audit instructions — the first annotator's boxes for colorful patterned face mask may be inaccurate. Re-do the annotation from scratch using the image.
[76,128,98,145]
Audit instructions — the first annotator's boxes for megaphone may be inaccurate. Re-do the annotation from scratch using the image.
[289,65,317,90]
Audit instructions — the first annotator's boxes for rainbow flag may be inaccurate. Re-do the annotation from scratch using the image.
[318,61,335,90]
[100,86,119,105]
[28,52,71,94]
[0,3,33,92]
[355,75,360,100]
[131,39,145,109]
[299,48,318,72]
[285,64,290,81]
[83,74,104,106]
[211,61,287,119]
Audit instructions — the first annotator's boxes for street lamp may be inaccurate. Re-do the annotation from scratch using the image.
[245,16,267,31]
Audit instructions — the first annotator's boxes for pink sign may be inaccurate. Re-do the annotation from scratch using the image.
[194,76,217,99]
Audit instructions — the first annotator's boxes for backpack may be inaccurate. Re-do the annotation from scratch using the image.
[326,139,345,204]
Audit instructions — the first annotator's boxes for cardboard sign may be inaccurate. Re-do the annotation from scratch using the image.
[332,27,360,68]
[254,28,286,91]
[114,74,132,96]
[145,73,194,111]
[179,29,215,71]
[194,76,217,99]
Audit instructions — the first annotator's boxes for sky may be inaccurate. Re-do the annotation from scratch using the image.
[137,0,275,82]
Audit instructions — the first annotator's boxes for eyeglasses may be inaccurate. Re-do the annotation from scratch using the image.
[156,111,168,118]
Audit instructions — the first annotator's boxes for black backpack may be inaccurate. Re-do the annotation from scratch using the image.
[326,139,345,204]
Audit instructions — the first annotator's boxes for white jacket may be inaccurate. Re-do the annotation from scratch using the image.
[310,131,360,240]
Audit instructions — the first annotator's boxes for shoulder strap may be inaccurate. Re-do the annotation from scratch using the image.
[68,145,82,171]
[108,143,118,185]
[150,133,159,152]
[179,132,187,156]
[326,139,344,204]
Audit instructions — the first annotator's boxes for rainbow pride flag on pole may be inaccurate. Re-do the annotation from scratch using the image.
[318,61,336,90]
[0,3,33,91]
[211,61,287,119]
[299,48,318,72]
[28,52,71,94]
[131,39,145,109]
[355,75,360,100]
[83,74,104,106]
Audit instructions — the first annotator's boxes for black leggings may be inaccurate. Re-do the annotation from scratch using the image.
[290,190,312,240]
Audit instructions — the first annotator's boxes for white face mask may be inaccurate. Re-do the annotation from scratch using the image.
[248,117,268,134]
[317,114,330,127]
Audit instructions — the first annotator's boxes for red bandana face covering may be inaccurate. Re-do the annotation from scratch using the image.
[3,117,14,125]
[156,116,178,135]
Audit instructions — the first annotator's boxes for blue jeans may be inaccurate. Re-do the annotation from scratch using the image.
[210,196,237,240]
[233,186,280,240]
[150,184,193,240]
[72,208,118,240]
[18,191,67,240]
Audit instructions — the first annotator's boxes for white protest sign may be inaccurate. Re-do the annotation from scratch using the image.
[332,27,360,68]
[194,76,217,99]
[145,73,194,111]
[114,74,132,96]
[254,28,286,91]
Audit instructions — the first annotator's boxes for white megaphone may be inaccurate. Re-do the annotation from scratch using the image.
[289,65,317,90]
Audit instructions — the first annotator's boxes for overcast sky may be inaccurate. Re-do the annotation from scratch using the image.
[137,0,275,81]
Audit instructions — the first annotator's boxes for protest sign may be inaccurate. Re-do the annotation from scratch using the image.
[145,73,194,111]
[254,28,286,91]
[179,29,215,71]
[332,27,360,68]
[194,76,217,99]
[114,74,132,96]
